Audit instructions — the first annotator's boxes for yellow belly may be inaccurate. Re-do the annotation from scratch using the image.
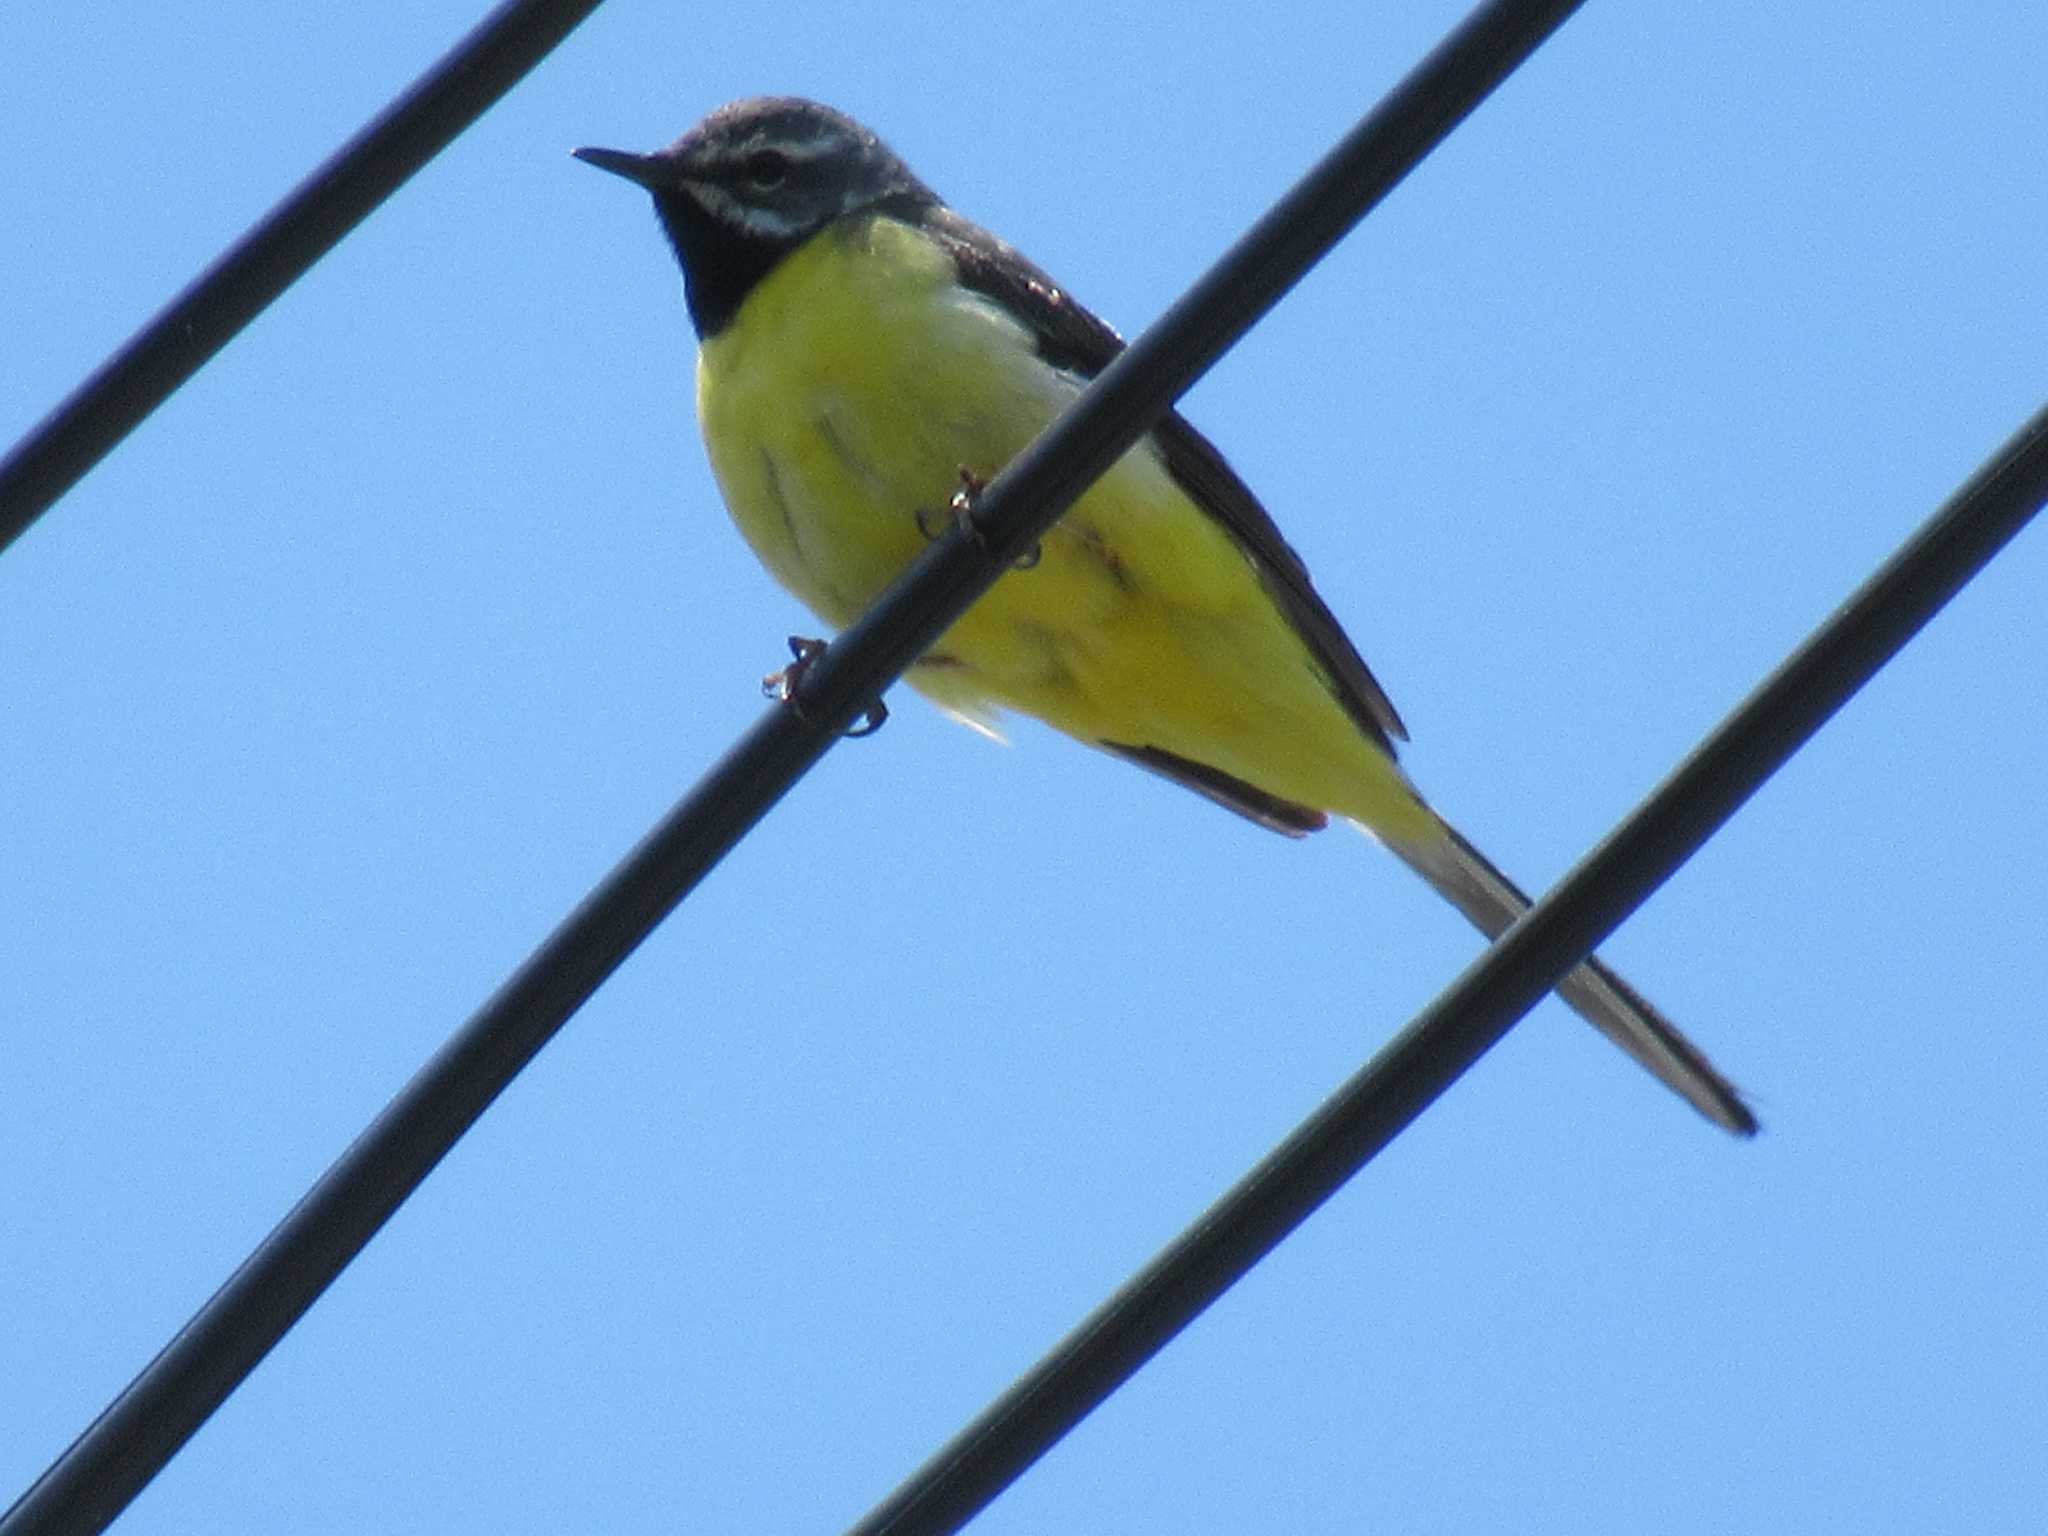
[694,213,1430,838]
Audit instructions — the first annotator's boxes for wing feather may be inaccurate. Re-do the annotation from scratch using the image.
[921,205,1408,756]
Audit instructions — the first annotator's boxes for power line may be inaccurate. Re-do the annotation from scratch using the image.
[0,1,1593,1529]
[10,0,2044,1531]
[0,0,606,558]
[840,396,2048,1536]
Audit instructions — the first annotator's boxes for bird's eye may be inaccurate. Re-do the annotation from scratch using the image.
[744,149,790,189]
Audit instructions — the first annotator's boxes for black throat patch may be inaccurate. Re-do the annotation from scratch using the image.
[652,189,804,339]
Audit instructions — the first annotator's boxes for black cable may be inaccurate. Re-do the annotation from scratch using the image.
[0,0,607,558]
[842,398,2048,1535]
[0,3,1590,1530]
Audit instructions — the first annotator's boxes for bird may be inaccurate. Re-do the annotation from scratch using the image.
[573,97,1756,1135]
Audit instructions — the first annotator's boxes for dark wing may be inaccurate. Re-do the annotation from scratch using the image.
[1098,742,1329,837]
[919,205,1409,757]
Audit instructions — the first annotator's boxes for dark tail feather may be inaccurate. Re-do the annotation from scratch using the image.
[1386,815,1757,1136]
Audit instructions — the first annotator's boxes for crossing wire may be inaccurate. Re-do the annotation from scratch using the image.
[839,394,2048,1535]
[0,0,1587,1527]
[4,1,2041,1534]
[0,0,607,557]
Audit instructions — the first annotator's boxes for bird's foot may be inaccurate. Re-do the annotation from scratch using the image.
[761,635,888,738]
[914,467,1039,570]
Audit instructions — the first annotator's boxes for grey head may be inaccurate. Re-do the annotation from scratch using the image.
[575,97,940,338]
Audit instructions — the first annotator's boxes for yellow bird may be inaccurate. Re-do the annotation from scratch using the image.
[575,98,1754,1134]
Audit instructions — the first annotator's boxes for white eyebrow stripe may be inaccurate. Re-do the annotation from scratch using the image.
[732,125,849,163]
[682,179,811,241]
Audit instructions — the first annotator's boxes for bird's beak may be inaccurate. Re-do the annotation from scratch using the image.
[571,145,671,188]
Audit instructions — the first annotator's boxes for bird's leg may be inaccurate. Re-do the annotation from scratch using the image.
[954,466,1044,570]
[913,467,1040,570]
[761,635,888,738]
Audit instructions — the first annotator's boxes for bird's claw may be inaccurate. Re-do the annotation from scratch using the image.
[914,467,1039,570]
[762,635,888,737]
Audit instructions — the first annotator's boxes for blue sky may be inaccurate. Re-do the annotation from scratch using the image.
[4,3,2045,1532]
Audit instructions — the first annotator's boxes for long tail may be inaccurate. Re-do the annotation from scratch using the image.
[1386,813,1757,1136]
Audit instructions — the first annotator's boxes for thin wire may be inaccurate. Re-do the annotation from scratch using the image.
[842,398,2048,1536]
[0,3,1589,1530]
[0,0,608,558]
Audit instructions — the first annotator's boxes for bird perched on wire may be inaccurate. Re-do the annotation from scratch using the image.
[574,96,1754,1135]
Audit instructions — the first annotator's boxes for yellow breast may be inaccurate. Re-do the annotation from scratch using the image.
[696,214,1078,622]
[690,211,1422,833]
